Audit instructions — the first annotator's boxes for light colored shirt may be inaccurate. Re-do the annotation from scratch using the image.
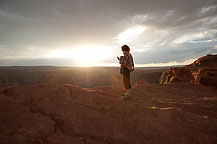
[119,52,134,71]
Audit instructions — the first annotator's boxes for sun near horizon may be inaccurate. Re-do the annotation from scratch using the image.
[0,0,217,67]
[45,45,112,67]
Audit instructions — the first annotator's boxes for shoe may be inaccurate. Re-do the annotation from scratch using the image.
[122,94,131,100]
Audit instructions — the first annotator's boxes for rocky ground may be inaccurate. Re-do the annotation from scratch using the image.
[1,83,217,144]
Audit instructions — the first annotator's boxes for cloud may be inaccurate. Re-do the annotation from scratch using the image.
[135,58,196,67]
[200,5,217,14]
[115,25,146,44]
[0,0,217,66]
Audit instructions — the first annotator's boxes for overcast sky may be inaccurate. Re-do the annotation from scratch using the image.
[0,0,217,66]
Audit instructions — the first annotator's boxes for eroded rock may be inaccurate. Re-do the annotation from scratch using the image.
[0,84,217,144]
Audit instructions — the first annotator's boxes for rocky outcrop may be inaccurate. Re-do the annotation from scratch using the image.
[195,69,217,88]
[162,67,194,84]
[186,54,217,69]
[159,72,169,84]
[133,80,150,87]
[161,54,217,88]
[1,84,217,144]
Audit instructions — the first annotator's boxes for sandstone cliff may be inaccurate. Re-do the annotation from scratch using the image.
[161,54,217,88]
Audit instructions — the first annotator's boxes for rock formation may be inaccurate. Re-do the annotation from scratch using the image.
[159,72,168,84]
[1,83,217,144]
[133,80,150,87]
[164,67,194,84]
[186,54,217,69]
[195,68,217,87]
[161,54,217,88]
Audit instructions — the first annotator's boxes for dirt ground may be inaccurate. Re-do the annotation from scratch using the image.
[0,83,217,144]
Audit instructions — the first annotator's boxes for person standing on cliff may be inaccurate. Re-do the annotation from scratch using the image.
[117,45,134,100]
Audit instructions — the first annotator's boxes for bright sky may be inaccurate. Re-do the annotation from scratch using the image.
[0,0,217,66]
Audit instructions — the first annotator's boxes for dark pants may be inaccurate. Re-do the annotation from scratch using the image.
[123,68,131,89]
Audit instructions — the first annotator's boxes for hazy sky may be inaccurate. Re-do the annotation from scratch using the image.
[0,0,217,66]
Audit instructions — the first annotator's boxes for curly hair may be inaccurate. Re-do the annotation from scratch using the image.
[121,45,130,52]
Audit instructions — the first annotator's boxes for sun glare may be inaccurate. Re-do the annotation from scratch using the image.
[47,45,111,66]
[73,45,111,66]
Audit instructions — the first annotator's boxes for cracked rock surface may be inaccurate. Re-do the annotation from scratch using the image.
[0,83,217,144]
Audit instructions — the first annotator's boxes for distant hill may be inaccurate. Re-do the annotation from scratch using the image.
[0,66,169,87]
